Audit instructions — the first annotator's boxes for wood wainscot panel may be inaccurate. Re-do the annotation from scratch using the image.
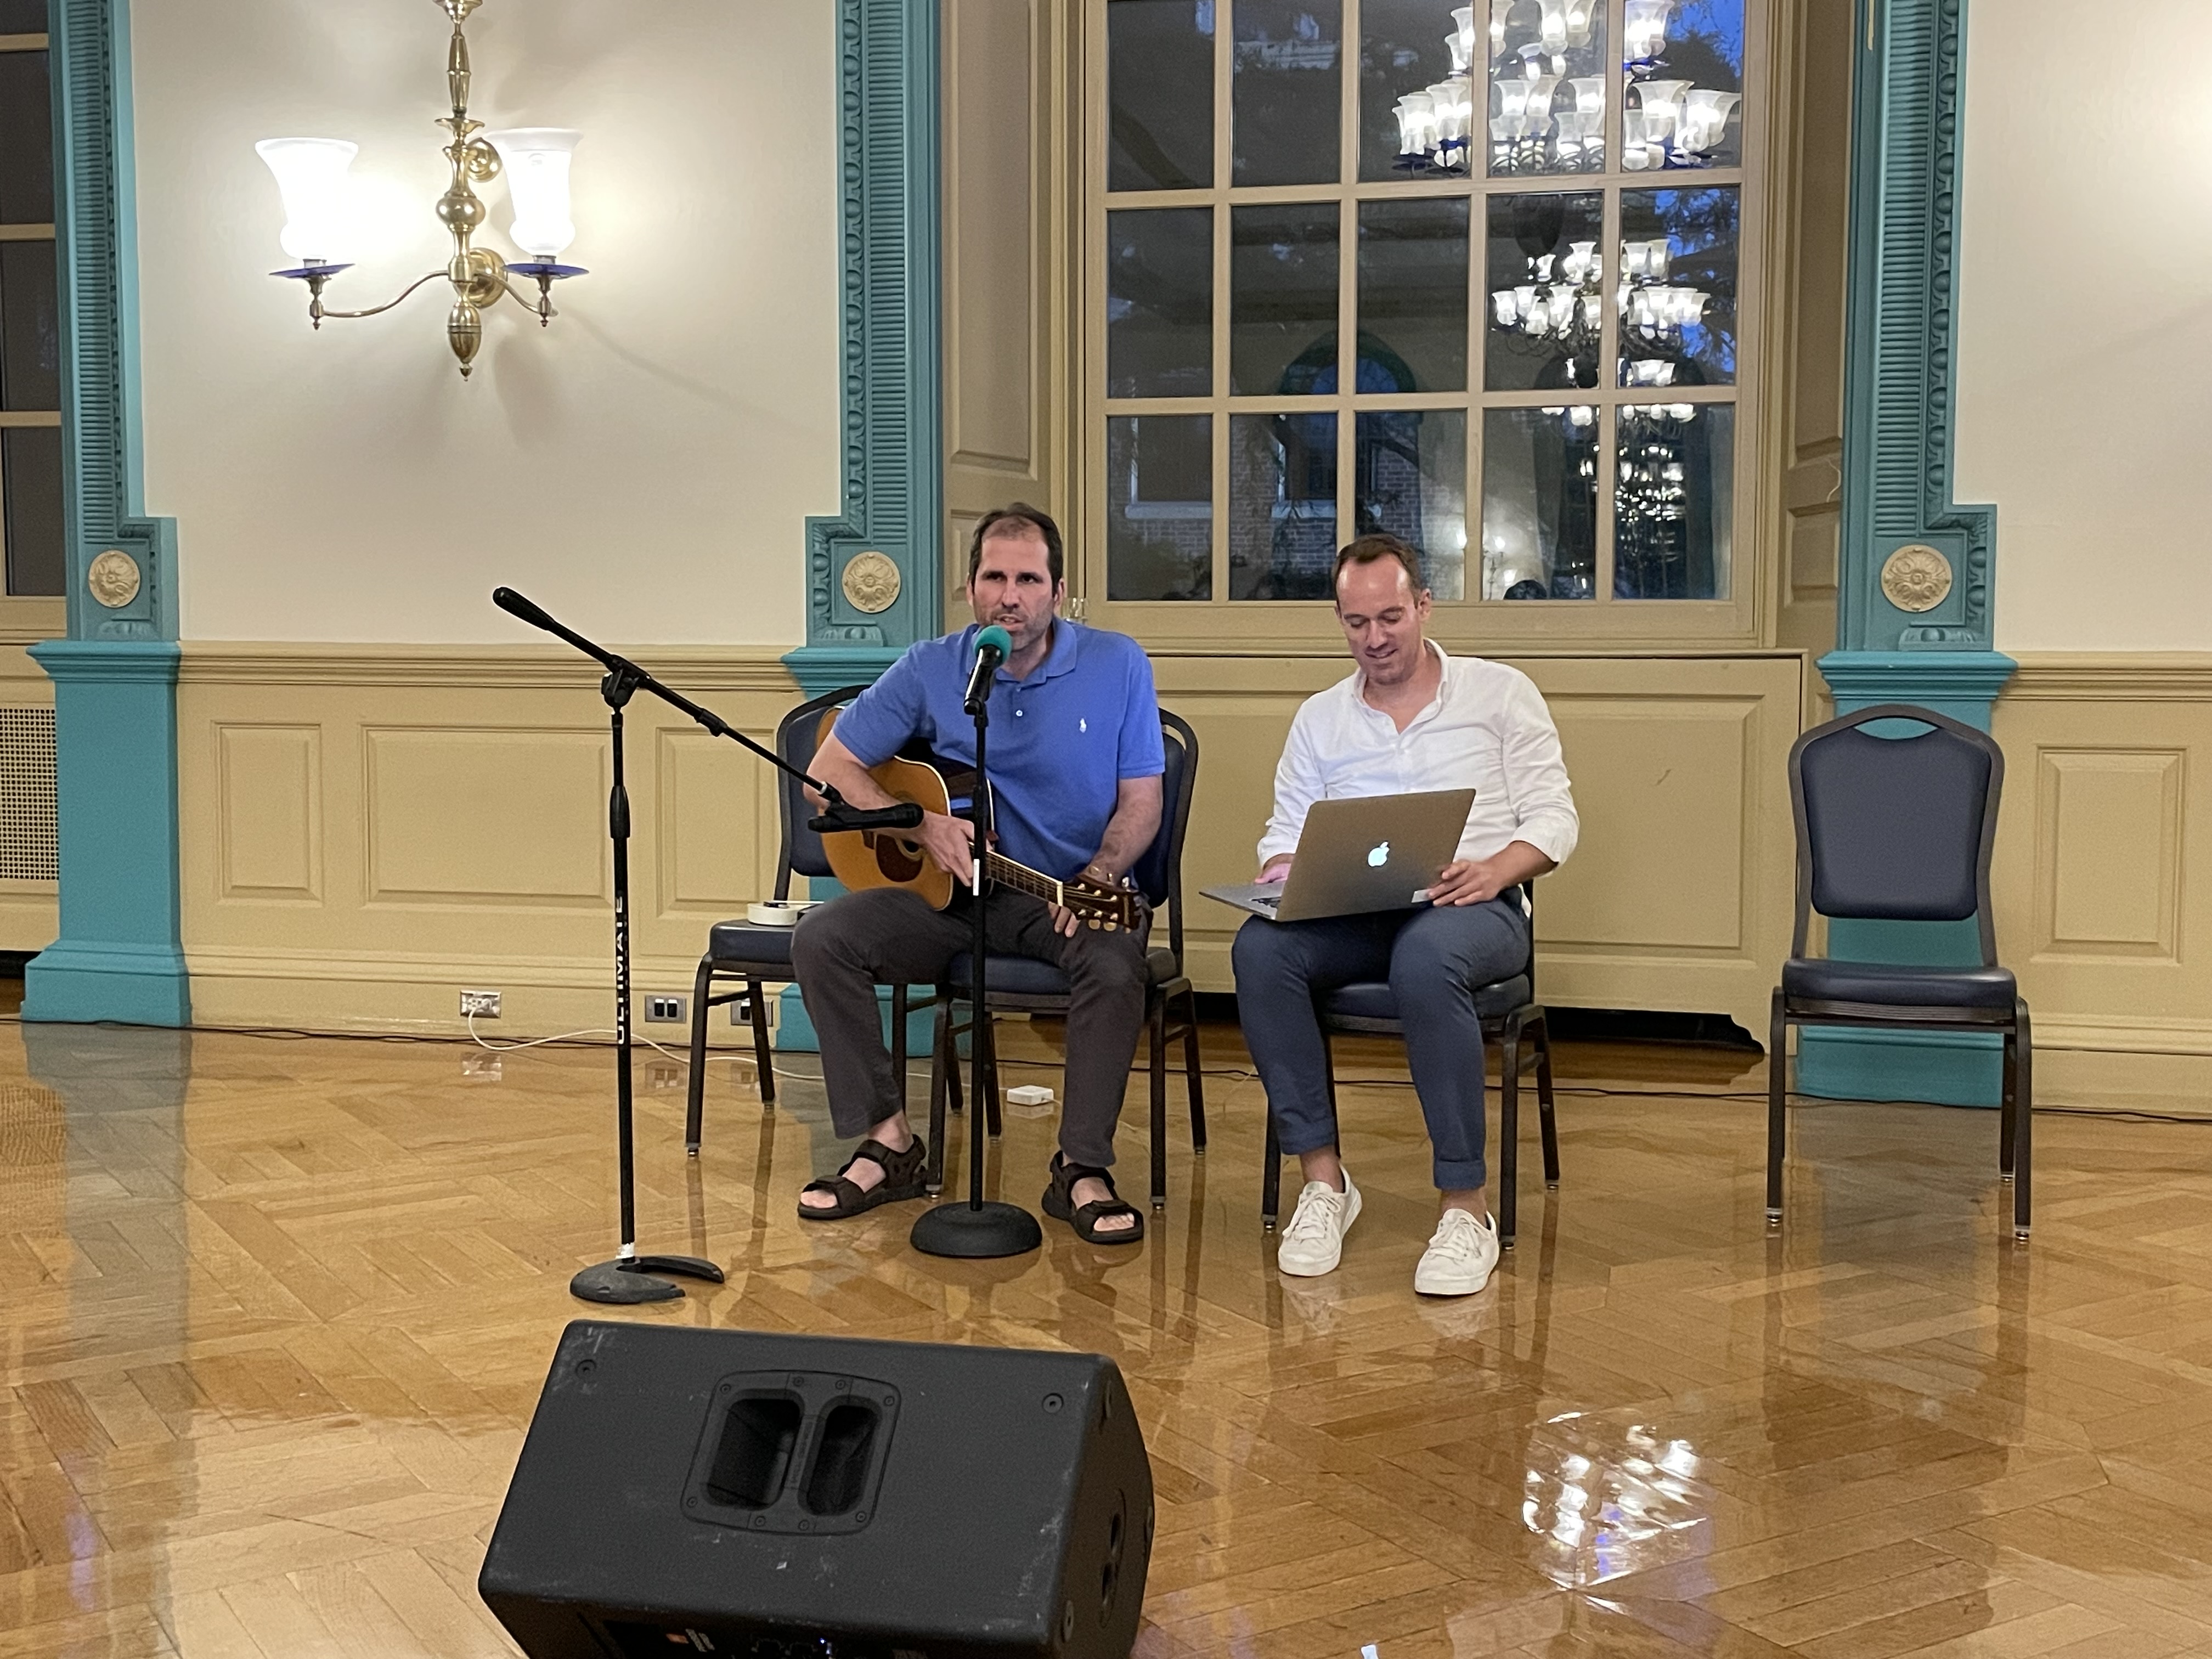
[653,724,782,921]
[364,727,610,907]
[216,724,324,902]
[177,646,802,1038]
[1993,656,2212,1105]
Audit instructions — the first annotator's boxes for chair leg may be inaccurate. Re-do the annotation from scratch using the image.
[1499,1019,1522,1251]
[685,958,715,1155]
[926,999,952,1195]
[1181,988,1208,1154]
[1767,989,1788,1223]
[1999,1023,2017,1181]
[747,978,776,1110]
[1261,1112,1282,1229]
[1149,995,1169,1211]
[1532,1011,1560,1188]
[891,984,909,1123]
[2012,1002,2033,1239]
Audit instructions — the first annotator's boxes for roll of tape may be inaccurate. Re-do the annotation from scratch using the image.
[746,900,819,928]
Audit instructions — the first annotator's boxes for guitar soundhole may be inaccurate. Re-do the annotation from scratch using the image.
[873,836,926,883]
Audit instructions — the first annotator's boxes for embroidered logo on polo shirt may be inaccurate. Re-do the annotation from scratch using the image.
[1080,718,1088,733]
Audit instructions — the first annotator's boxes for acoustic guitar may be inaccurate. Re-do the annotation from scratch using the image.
[815,712,1139,932]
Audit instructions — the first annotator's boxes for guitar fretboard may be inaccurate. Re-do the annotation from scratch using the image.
[984,853,1065,906]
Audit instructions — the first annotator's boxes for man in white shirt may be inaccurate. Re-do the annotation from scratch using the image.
[1232,534,1578,1297]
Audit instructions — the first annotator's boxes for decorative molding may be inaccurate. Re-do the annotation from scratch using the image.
[2000,653,2212,701]
[1815,648,2015,724]
[176,642,802,692]
[790,0,943,673]
[1836,0,1995,654]
[54,0,176,642]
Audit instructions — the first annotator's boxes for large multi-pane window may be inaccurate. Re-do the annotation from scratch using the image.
[0,5,63,600]
[1093,0,1752,616]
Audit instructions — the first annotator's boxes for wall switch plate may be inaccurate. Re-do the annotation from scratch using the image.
[459,989,502,1018]
[645,995,687,1023]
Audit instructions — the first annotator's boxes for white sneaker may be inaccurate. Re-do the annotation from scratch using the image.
[1414,1208,1499,1297]
[1277,1175,1362,1277]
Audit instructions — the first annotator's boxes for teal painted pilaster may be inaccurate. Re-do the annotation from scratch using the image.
[25,643,187,1025]
[783,0,943,693]
[25,0,190,1026]
[1802,0,2010,1104]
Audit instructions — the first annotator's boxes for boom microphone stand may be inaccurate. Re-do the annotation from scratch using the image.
[490,587,923,1304]
[911,630,1043,1259]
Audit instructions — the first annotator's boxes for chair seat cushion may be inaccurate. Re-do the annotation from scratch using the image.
[706,920,799,968]
[947,949,1183,997]
[1324,974,1533,1025]
[1782,957,2016,1009]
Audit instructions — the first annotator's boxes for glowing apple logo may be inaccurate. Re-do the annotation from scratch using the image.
[1367,840,1390,868]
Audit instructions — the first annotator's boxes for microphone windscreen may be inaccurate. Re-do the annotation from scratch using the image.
[974,624,1013,657]
[493,586,559,631]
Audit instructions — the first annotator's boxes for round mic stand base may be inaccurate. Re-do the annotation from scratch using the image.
[569,1254,726,1305]
[910,1199,1043,1259]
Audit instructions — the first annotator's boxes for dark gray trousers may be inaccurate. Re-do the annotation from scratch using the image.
[788,885,1151,1169]
[1230,896,1528,1190]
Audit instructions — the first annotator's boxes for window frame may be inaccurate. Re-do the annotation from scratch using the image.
[1079,0,1779,651]
[0,22,66,638]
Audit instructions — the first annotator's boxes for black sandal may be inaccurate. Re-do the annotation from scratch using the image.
[798,1136,928,1221]
[1041,1155,1146,1245]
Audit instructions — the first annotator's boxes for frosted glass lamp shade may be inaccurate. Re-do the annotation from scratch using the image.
[255,137,358,263]
[486,128,582,258]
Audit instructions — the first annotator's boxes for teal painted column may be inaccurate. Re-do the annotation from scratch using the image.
[1799,0,2008,1105]
[24,0,190,1026]
[777,0,944,1051]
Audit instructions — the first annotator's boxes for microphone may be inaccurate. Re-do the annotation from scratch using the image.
[962,624,1012,716]
[492,586,561,634]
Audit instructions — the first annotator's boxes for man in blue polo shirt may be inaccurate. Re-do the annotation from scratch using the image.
[789,505,1164,1243]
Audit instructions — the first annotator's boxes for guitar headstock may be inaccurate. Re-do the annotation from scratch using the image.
[1063,877,1141,933]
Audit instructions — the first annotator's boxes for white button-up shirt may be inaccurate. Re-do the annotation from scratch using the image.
[1258,643,1579,870]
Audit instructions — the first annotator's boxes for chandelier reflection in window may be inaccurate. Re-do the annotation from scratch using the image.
[1615,400,1714,599]
[1622,4,1741,171]
[1390,2,1740,177]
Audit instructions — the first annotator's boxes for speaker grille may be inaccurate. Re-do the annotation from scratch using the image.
[0,708,57,882]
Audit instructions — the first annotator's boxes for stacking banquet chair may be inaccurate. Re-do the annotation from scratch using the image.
[683,685,945,1153]
[924,709,1206,1210]
[1768,703,2032,1238]
[1259,880,1560,1249]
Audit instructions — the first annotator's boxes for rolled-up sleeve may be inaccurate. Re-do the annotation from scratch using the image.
[1257,704,1326,866]
[1500,672,1578,866]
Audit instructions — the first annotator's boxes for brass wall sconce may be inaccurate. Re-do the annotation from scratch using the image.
[256,0,585,377]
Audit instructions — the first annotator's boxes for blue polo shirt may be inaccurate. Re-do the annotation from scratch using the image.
[832,620,1164,881]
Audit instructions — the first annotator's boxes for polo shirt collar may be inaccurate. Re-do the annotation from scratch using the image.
[997,617,1081,686]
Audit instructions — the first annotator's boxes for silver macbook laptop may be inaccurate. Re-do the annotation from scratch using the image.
[1204,789,1475,923]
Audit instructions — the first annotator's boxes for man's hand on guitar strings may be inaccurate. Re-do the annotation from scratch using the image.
[913,810,978,885]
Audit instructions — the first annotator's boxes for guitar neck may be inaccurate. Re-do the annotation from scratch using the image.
[983,851,1067,907]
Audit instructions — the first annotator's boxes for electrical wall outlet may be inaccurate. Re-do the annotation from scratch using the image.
[645,995,687,1023]
[459,989,502,1018]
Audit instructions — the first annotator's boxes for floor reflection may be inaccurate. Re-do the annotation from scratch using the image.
[0,1017,2206,1657]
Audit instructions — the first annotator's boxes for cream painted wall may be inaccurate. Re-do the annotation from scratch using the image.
[132,0,837,646]
[1955,0,2212,652]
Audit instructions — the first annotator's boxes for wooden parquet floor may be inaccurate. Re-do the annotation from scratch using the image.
[4,1011,2212,1659]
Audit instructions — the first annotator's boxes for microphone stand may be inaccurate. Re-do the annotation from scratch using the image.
[490,587,922,1304]
[910,658,1043,1259]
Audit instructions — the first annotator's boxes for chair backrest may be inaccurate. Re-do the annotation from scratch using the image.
[1129,708,1200,963]
[1787,702,2002,964]
[772,684,873,898]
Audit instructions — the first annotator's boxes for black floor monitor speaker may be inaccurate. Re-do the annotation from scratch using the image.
[480,1321,1154,1659]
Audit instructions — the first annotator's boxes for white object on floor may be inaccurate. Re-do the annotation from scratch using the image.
[1005,1083,1056,1117]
